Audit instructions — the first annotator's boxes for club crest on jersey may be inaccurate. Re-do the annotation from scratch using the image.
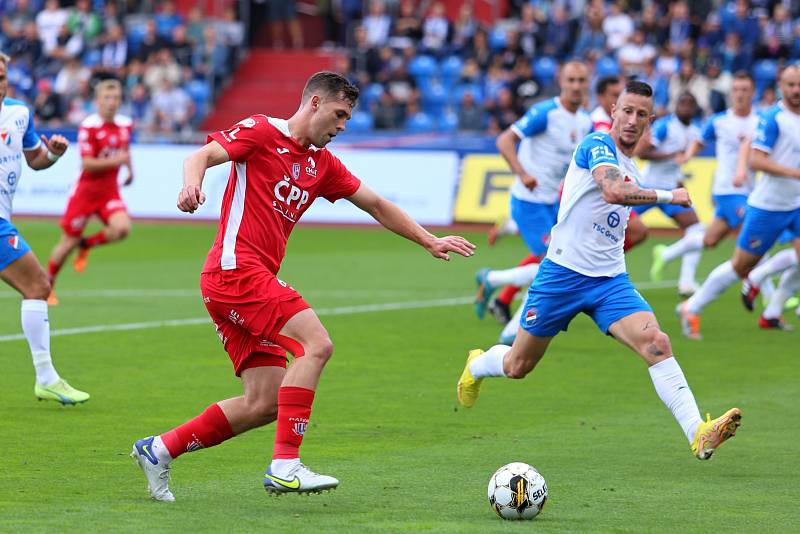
[525,308,539,326]
[305,156,317,177]
[292,162,301,180]
[0,130,11,145]
[8,235,19,249]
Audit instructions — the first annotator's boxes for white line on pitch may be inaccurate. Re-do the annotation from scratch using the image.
[0,280,678,343]
[0,288,434,299]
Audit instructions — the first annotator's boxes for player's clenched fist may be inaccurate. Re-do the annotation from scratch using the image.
[670,187,691,207]
[41,134,68,156]
[177,184,206,213]
[426,235,476,261]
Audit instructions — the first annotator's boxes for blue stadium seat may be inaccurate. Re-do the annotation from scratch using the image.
[438,109,458,132]
[82,49,102,67]
[596,56,620,77]
[421,81,447,116]
[363,82,385,108]
[408,55,438,83]
[405,111,436,133]
[440,55,463,89]
[533,56,557,85]
[753,59,778,92]
[186,80,211,119]
[347,110,373,132]
[488,27,507,51]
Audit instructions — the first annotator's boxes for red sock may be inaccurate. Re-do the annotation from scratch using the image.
[81,231,108,249]
[273,386,315,460]
[497,254,542,306]
[160,403,235,459]
[47,260,62,284]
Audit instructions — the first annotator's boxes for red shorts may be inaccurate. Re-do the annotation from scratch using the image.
[60,184,127,237]
[200,267,310,376]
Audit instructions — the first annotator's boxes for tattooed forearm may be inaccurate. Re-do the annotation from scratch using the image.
[594,166,657,205]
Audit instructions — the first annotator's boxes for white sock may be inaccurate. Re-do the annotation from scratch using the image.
[469,344,510,379]
[679,249,702,290]
[270,457,300,477]
[663,224,704,263]
[500,303,524,341]
[22,299,60,386]
[687,261,738,314]
[501,218,519,235]
[487,263,540,288]
[748,248,798,286]
[648,357,703,443]
[763,266,800,319]
[151,435,173,463]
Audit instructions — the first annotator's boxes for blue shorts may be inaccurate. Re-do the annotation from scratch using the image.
[736,206,800,256]
[632,203,695,218]
[0,218,31,270]
[510,197,559,256]
[520,259,653,337]
[712,194,748,229]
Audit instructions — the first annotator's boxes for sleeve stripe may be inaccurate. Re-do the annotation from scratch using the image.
[510,124,524,139]
[751,143,772,154]
[23,140,42,152]
[589,162,620,173]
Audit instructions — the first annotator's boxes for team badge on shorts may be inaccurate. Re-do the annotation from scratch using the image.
[7,235,19,249]
[525,308,539,326]
[749,238,762,250]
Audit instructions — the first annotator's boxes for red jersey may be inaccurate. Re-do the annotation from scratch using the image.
[203,115,361,275]
[76,113,133,191]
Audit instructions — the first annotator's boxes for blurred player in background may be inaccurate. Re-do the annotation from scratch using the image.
[476,61,592,332]
[130,72,475,501]
[678,66,800,338]
[46,79,133,305]
[649,73,760,293]
[635,91,704,296]
[0,53,89,404]
[458,81,742,461]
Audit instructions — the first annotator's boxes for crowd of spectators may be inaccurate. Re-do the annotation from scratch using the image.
[1,0,244,136]
[336,0,796,134]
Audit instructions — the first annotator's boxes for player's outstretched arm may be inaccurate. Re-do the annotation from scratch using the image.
[347,183,476,261]
[592,164,691,207]
[178,140,230,213]
[749,147,800,180]
[25,134,68,170]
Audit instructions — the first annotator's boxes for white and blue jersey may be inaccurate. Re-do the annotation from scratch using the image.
[641,114,700,190]
[0,98,41,269]
[737,102,800,255]
[509,97,593,205]
[520,132,652,338]
[749,102,800,211]
[701,109,758,196]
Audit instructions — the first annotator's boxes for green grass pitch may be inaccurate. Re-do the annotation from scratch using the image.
[0,220,797,533]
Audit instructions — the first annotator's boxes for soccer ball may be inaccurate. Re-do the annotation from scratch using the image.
[487,462,548,520]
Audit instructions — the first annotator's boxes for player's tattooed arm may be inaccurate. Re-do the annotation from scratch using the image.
[592,165,691,206]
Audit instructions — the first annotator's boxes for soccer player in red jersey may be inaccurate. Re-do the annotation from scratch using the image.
[46,80,133,304]
[131,72,476,500]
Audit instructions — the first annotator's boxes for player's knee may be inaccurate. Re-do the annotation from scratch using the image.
[108,224,130,241]
[644,329,672,359]
[731,258,751,279]
[702,235,718,248]
[307,336,334,364]
[25,272,51,300]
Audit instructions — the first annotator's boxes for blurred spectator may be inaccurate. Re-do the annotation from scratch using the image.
[124,58,145,93]
[350,25,381,84]
[763,5,793,47]
[457,91,486,131]
[144,48,182,93]
[574,3,606,60]
[697,12,724,51]
[154,0,183,40]
[451,3,478,55]
[372,91,403,129]
[185,6,206,45]
[65,79,93,125]
[484,58,509,104]
[756,84,777,110]
[34,78,63,126]
[487,87,518,134]
[385,62,417,108]
[421,1,449,55]
[638,4,665,46]
[668,60,710,113]
[509,56,538,110]
[216,6,245,63]
[756,33,790,60]
[192,26,228,94]
[138,19,168,62]
[101,1,122,30]
[655,42,680,78]
[603,1,634,51]
[100,25,128,74]
[517,3,541,58]
[496,28,525,70]
[392,0,422,48]
[169,25,194,69]
[667,1,693,52]
[3,0,35,38]
[619,28,657,77]
[542,5,575,60]
[123,82,150,122]
[8,22,43,71]
[725,0,760,51]
[148,78,194,133]
[465,28,492,71]
[363,0,391,48]
[719,33,752,73]
[67,0,102,50]
[35,0,68,56]
[54,56,90,99]
[267,0,303,48]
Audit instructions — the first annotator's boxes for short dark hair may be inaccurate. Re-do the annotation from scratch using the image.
[595,75,621,96]
[677,91,697,105]
[624,80,653,98]
[733,70,754,84]
[302,71,359,106]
